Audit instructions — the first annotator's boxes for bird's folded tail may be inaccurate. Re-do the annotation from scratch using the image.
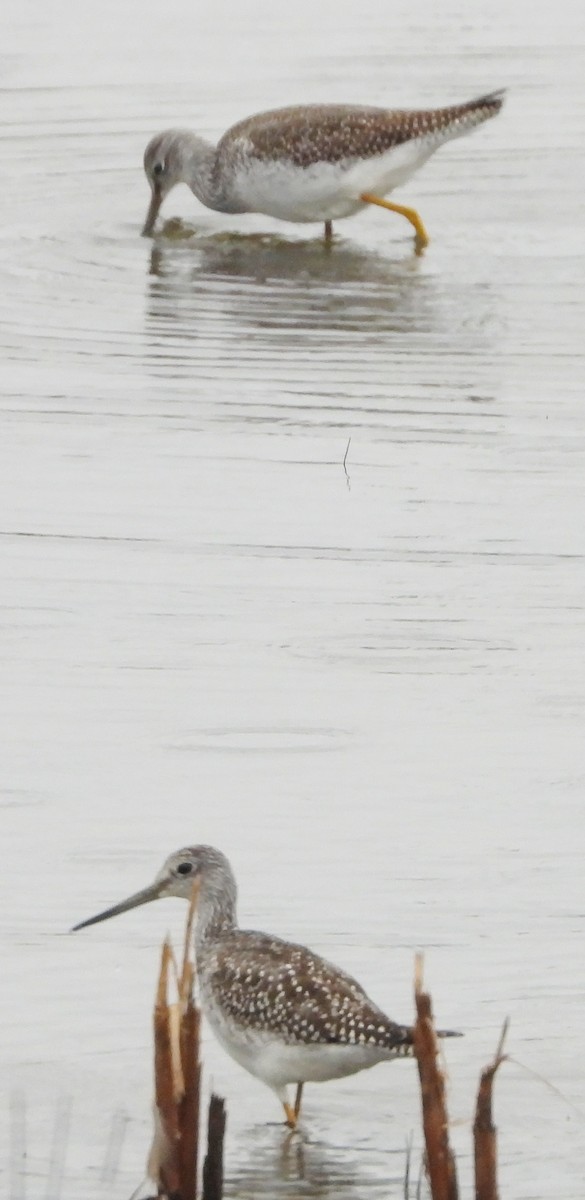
[460,89,506,116]
[389,1023,463,1056]
[407,88,505,151]
[433,89,506,141]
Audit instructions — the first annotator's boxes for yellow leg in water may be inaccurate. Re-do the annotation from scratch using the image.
[283,1101,297,1129]
[360,192,429,253]
[294,1083,304,1118]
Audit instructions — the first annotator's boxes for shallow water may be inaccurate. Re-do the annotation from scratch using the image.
[1,0,585,1196]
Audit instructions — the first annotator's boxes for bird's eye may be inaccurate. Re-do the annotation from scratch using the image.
[153,162,164,177]
[177,862,193,875]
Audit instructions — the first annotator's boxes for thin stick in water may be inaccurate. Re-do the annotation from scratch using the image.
[343,437,352,487]
[202,1094,226,1200]
[403,1131,413,1199]
[43,1095,72,1200]
[100,1108,129,1188]
[10,1091,26,1200]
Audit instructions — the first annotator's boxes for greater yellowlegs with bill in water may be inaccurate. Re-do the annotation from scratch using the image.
[73,844,460,1127]
[142,90,504,250]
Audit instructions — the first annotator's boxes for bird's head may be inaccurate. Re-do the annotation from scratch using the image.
[142,129,191,235]
[71,844,227,931]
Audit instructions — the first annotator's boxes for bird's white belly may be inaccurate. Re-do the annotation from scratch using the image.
[251,1039,391,1087]
[233,159,364,222]
[204,998,390,1087]
[232,138,436,224]
[344,137,436,198]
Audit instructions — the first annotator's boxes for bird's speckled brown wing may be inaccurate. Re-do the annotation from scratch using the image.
[199,930,413,1052]
[218,93,504,169]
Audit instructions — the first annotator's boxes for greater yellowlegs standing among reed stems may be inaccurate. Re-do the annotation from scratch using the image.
[142,91,504,250]
[73,845,460,1128]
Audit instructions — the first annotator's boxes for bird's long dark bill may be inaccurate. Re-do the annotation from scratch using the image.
[142,188,162,236]
[71,881,163,931]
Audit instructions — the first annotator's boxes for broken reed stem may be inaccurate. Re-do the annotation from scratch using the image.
[180,880,201,1004]
[152,880,203,1199]
[202,1095,226,1200]
[177,1000,202,1200]
[153,939,182,1197]
[473,1018,509,1200]
[413,953,459,1200]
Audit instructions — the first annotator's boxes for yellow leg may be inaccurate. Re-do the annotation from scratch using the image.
[294,1082,304,1118]
[283,1101,297,1129]
[360,192,429,253]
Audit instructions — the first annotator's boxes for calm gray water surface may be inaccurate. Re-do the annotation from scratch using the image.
[1,1,584,1197]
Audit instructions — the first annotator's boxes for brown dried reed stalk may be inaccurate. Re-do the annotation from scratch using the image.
[473,1019,509,1200]
[412,953,459,1200]
[150,880,202,1200]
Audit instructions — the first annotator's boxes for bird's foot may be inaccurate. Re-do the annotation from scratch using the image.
[283,1101,298,1129]
[360,192,429,253]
